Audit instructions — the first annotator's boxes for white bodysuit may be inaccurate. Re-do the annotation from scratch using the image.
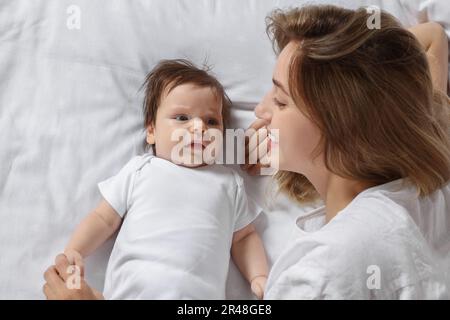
[98,154,260,299]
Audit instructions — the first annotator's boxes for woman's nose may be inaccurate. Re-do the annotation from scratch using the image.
[254,93,272,121]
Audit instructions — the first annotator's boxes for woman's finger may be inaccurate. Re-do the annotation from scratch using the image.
[55,254,72,282]
[247,131,269,155]
[250,136,269,160]
[43,265,67,294]
[243,128,269,170]
[44,265,64,286]
[245,135,270,171]
[244,119,269,153]
[247,118,269,131]
[241,119,270,171]
[246,122,269,143]
[43,283,56,300]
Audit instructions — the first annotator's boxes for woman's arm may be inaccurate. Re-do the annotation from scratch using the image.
[64,199,122,261]
[231,224,269,299]
[408,22,449,92]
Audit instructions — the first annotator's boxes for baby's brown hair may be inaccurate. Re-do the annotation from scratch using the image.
[142,59,231,131]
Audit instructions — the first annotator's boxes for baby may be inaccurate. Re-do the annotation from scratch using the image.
[58,59,269,299]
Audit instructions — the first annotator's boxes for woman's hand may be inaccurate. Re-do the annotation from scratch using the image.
[63,248,84,272]
[240,119,271,176]
[43,253,103,300]
[251,275,268,300]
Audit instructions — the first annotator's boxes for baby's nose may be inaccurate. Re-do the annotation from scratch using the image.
[188,118,206,134]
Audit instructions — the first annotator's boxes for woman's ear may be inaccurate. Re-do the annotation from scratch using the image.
[146,125,155,145]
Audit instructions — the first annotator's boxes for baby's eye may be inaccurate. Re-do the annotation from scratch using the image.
[207,118,220,126]
[175,115,190,121]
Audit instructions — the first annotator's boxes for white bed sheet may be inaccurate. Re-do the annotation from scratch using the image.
[0,0,446,299]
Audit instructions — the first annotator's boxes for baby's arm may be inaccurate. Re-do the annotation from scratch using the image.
[409,22,449,92]
[64,199,122,265]
[231,224,269,299]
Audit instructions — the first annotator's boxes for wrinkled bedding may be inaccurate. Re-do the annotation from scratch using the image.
[0,0,448,299]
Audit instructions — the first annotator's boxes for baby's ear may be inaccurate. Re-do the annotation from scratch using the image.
[146,125,155,145]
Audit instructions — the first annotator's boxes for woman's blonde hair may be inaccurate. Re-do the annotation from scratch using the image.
[267,5,450,203]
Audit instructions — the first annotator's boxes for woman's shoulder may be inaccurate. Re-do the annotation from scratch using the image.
[338,178,450,249]
[266,180,450,299]
[267,216,444,299]
[293,178,449,252]
[321,181,435,264]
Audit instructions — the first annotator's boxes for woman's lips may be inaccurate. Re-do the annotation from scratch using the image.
[267,131,278,153]
[268,132,278,143]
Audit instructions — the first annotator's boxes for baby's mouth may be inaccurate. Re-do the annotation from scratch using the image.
[189,142,205,150]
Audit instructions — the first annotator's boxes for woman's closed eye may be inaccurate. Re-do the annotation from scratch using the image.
[273,97,287,109]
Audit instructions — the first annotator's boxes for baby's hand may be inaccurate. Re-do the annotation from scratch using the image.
[250,275,267,300]
[63,249,84,276]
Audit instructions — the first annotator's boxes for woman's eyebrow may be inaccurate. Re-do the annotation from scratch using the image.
[272,78,289,96]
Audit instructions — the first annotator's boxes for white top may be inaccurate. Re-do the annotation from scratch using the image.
[98,154,260,299]
[265,179,450,299]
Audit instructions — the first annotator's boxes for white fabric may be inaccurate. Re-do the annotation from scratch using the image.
[400,0,450,35]
[0,0,448,299]
[98,154,259,299]
[265,179,450,299]
[400,0,450,91]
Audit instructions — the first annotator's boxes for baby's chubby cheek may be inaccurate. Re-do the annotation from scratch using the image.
[153,137,176,160]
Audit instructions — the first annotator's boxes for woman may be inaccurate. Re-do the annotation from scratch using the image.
[244,5,449,299]
[43,5,450,299]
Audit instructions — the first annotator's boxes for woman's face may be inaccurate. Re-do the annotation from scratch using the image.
[255,41,323,174]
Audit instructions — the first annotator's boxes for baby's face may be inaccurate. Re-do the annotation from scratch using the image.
[146,83,224,167]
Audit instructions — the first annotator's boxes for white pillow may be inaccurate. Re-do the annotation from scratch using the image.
[0,0,437,299]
